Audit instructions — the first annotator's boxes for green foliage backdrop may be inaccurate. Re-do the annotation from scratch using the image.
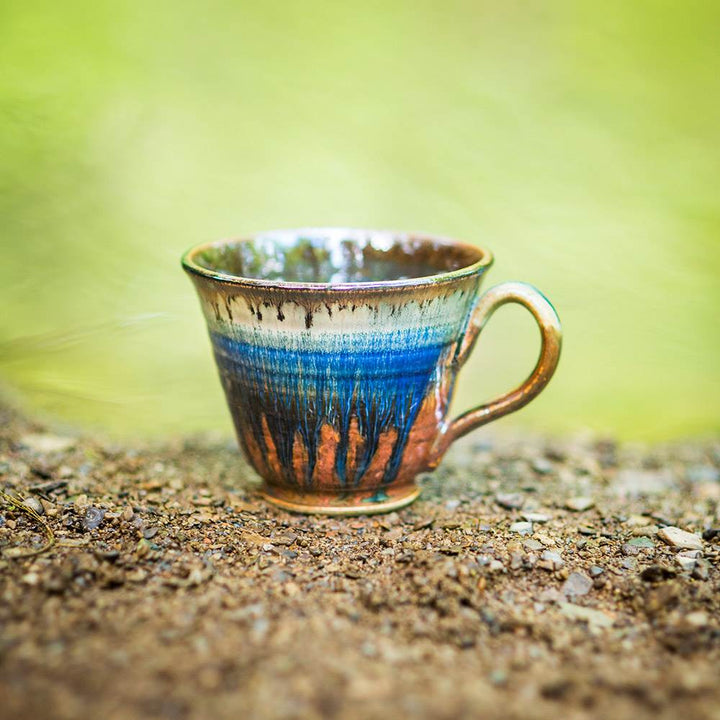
[1,0,719,439]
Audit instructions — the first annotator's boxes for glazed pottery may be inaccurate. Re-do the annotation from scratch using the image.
[182,229,561,515]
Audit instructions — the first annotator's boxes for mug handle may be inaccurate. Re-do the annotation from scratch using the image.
[430,281,562,464]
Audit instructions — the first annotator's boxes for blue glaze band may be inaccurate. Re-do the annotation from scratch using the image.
[211,332,450,487]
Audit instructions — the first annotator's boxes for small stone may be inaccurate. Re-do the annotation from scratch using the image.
[625,537,655,549]
[559,602,613,628]
[532,458,553,475]
[625,515,652,527]
[524,539,544,552]
[702,528,720,542]
[534,533,555,547]
[685,611,709,627]
[522,512,551,524]
[273,532,298,545]
[630,525,658,537]
[577,525,596,536]
[20,433,75,454]
[657,526,703,550]
[143,526,158,539]
[678,549,703,559]
[622,557,638,570]
[588,565,604,577]
[509,521,533,536]
[488,560,505,573]
[495,493,525,510]
[539,550,564,571]
[562,572,592,598]
[565,497,595,512]
[83,507,106,531]
[674,555,697,573]
[22,497,45,515]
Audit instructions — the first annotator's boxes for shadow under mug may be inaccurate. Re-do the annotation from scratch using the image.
[182,229,562,515]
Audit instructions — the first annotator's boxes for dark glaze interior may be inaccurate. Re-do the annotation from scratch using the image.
[193,230,485,284]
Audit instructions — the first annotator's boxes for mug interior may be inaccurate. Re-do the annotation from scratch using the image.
[185,229,488,285]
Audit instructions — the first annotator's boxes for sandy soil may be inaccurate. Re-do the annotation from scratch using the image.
[1,405,719,720]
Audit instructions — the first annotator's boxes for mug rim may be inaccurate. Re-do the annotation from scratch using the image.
[181,227,493,291]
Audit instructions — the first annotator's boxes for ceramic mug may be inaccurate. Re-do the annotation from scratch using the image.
[182,228,561,515]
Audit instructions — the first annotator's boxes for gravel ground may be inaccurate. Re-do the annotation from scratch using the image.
[1,404,719,720]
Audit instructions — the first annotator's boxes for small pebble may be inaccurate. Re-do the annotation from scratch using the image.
[589,565,605,577]
[657,526,703,551]
[83,507,106,531]
[509,521,533,536]
[677,549,703,559]
[22,496,45,515]
[565,497,595,512]
[539,550,564,571]
[630,525,658,537]
[674,555,696,573]
[524,539,544,552]
[495,493,525,510]
[534,533,555,547]
[625,537,655,549]
[685,611,709,627]
[522,512,551,524]
[562,572,592,598]
[531,458,553,475]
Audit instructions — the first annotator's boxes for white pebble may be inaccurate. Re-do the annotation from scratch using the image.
[657,526,703,550]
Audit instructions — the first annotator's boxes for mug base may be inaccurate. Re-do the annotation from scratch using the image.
[261,484,421,516]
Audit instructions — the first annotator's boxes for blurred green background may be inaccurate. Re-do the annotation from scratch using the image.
[1,0,719,440]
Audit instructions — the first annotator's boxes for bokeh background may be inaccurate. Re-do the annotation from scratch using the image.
[1,0,719,441]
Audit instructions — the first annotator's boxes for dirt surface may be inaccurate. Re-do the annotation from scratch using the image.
[1,404,719,720]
